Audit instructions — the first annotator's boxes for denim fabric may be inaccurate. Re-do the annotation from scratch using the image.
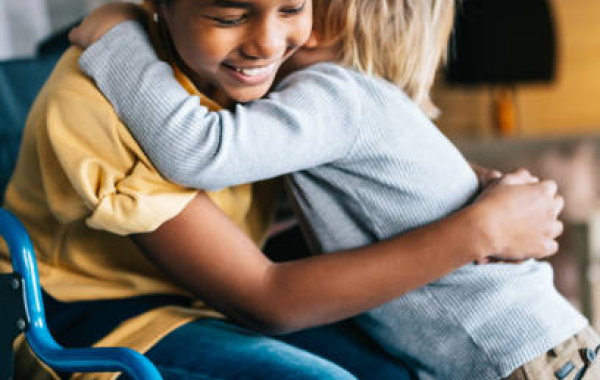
[279,319,416,380]
[116,319,415,380]
[42,290,193,350]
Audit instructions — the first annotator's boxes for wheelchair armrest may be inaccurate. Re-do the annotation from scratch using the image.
[0,208,163,380]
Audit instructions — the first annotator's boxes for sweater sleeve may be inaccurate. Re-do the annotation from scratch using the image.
[79,21,361,190]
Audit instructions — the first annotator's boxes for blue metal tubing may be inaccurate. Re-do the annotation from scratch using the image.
[0,208,163,380]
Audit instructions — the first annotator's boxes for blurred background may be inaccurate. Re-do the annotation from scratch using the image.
[0,0,116,61]
[432,0,600,329]
[437,0,600,139]
[2,0,600,326]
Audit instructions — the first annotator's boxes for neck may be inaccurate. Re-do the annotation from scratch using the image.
[208,88,235,109]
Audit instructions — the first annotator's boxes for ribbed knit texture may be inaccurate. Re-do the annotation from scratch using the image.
[80,21,589,380]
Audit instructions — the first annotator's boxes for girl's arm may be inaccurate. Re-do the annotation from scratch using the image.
[78,21,360,190]
[133,170,563,334]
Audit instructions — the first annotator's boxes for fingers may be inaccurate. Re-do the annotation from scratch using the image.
[490,170,502,178]
[547,220,564,240]
[516,239,559,261]
[543,239,559,256]
[514,168,533,178]
[484,256,527,264]
[540,179,558,197]
[68,28,77,43]
[502,169,526,185]
[474,257,490,265]
[68,25,83,46]
[480,170,503,188]
[539,180,563,219]
[540,184,563,259]
[482,169,503,181]
[502,168,539,185]
[486,220,563,263]
[553,195,565,218]
[68,2,145,49]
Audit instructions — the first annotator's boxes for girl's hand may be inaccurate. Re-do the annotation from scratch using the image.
[469,161,503,189]
[69,2,146,49]
[471,168,564,263]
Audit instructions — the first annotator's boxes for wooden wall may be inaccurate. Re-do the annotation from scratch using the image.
[435,0,600,140]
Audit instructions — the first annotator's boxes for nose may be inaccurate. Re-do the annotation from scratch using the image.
[241,16,287,60]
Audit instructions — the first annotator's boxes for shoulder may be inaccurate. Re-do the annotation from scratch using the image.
[36,47,123,140]
[279,63,411,105]
[277,62,358,89]
[284,64,434,132]
[26,49,197,235]
[43,47,113,104]
[273,63,365,117]
[34,47,149,166]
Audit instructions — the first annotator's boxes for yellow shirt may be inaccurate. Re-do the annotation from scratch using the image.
[0,47,277,380]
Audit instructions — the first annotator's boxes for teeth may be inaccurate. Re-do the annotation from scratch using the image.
[234,63,277,77]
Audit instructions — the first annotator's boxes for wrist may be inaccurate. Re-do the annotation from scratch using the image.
[457,203,497,262]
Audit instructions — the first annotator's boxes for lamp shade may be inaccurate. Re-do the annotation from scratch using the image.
[446,0,557,85]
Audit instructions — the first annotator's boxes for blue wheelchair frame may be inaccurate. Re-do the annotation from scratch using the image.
[0,207,163,380]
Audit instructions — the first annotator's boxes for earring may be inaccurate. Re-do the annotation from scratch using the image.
[153,12,159,23]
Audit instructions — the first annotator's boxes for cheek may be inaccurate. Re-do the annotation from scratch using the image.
[280,6,312,51]
[291,15,313,48]
[170,24,237,71]
[178,38,224,70]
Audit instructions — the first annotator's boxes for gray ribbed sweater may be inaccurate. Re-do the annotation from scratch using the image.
[80,22,588,380]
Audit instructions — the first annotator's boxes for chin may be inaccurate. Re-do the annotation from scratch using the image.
[229,86,271,103]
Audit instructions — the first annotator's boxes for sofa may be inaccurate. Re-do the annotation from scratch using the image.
[0,30,69,202]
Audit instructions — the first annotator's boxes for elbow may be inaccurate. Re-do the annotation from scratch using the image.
[207,265,318,335]
[231,304,308,336]
[222,289,312,335]
[244,267,325,335]
[258,311,310,336]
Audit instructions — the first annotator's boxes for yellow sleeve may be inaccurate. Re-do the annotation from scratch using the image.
[41,88,197,235]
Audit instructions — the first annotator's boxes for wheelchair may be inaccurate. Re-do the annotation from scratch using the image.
[0,207,163,380]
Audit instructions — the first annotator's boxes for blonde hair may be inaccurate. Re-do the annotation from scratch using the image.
[313,0,455,117]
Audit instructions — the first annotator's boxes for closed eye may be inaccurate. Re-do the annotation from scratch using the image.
[205,14,249,26]
[281,0,306,15]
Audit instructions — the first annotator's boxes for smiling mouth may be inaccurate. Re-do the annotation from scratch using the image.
[222,61,279,78]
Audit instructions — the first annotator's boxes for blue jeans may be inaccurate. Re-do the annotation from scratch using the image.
[116,318,415,380]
